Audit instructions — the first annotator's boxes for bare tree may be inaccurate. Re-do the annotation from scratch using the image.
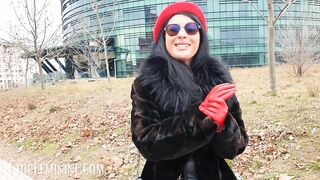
[9,0,64,90]
[244,0,296,94]
[278,11,320,76]
[83,0,119,91]
[66,32,102,80]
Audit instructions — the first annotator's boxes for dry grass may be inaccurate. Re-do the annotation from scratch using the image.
[231,64,320,179]
[0,64,320,179]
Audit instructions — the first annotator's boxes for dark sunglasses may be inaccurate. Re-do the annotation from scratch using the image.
[164,22,201,36]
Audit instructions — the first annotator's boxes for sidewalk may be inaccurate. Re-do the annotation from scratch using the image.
[0,159,32,180]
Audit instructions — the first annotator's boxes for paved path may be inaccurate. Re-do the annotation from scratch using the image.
[0,159,32,180]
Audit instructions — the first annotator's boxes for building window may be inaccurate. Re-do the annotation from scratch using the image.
[309,0,320,6]
[220,27,259,46]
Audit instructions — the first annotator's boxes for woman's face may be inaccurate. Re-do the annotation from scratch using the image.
[165,14,200,66]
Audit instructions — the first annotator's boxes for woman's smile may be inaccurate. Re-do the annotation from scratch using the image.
[175,42,191,50]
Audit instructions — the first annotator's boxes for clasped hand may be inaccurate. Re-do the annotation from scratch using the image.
[199,83,236,129]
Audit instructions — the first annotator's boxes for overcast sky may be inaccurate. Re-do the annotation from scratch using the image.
[0,0,62,40]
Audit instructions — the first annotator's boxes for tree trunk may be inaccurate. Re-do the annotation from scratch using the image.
[37,57,45,90]
[267,0,277,95]
[103,38,112,92]
[8,58,13,90]
[8,70,12,90]
[114,59,117,79]
[298,66,302,77]
[25,58,29,87]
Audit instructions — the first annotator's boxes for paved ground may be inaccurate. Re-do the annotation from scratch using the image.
[0,159,32,180]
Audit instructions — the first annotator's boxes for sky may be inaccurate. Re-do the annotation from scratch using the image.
[0,0,62,41]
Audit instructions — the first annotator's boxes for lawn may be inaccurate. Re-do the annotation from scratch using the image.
[0,64,319,180]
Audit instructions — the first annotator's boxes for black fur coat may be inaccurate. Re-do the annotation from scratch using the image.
[131,56,248,180]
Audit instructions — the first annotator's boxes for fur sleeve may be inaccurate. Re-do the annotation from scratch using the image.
[210,96,249,159]
[193,57,248,159]
[130,78,218,161]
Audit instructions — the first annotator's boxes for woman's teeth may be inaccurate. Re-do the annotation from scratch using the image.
[176,44,189,48]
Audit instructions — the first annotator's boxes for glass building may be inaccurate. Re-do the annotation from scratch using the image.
[61,0,320,77]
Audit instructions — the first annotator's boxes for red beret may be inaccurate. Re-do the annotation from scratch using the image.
[153,2,208,43]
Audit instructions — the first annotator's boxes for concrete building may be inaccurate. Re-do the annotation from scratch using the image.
[0,42,38,89]
[60,0,320,77]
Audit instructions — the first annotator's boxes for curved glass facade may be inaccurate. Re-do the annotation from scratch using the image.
[61,0,320,77]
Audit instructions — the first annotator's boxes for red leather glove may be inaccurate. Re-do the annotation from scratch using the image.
[199,83,236,129]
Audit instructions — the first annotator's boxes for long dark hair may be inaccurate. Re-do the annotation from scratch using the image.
[147,12,210,113]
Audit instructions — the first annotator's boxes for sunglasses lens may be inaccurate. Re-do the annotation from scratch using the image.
[166,24,180,36]
[185,23,199,35]
[165,23,200,36]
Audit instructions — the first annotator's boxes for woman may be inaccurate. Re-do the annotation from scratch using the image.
[130,2,248,180]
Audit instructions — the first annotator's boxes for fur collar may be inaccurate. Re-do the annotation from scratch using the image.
[137,56,232,114]
[192,56,233,95]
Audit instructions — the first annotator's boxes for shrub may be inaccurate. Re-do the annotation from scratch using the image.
[307,83,319,97]
[27,102,36,110]
[49,106,61,113]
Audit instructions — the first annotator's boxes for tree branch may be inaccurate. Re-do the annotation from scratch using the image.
[274,2,294,25]
[243,0,268,24]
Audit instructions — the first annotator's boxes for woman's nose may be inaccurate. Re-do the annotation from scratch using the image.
[177,28,187,38]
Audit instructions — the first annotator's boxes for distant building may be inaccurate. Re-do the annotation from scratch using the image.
[61,0,320,77]
[0,42,38,89]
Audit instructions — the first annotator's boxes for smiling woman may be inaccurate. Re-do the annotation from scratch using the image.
[130,1,248,180]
